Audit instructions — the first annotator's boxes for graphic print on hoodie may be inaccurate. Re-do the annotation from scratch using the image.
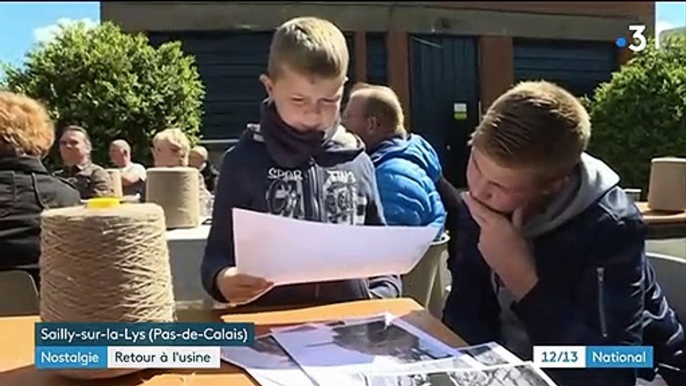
[264,160,367,225]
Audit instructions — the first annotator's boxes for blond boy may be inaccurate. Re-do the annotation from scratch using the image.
[201,17,400,307]
[441,81,685,386]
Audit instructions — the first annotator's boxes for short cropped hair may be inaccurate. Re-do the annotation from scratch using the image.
[190,145,208,160]
[351,83,405,136]
[267,17,349,80]
[0,91,55,158]
[471,81,591,179]
[62,125,92,151]
[111,139,131,153]
[153,128,191,165]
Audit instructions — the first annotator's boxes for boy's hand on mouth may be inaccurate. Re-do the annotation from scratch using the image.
[462,192,538,300]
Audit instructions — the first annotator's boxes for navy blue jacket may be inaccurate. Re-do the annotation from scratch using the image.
[370,134,445,234]
[201,122,401,308]
[441,154,685,386]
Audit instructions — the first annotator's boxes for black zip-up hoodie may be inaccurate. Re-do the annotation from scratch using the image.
[201,101,401,307]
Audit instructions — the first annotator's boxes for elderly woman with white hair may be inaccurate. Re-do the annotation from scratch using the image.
[144,128,212,216]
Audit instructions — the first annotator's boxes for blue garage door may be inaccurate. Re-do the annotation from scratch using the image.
[514,39,617,98]
[409,35,480,188]
[148,31,356,140]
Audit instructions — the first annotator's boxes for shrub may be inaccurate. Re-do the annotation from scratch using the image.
[1,21,205,168]
[584,35,686,193]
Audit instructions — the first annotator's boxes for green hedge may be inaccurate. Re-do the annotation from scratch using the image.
[584,35,686,194]
[1,21,205,168]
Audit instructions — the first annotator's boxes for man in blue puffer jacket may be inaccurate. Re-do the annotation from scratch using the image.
[343,83,445,234]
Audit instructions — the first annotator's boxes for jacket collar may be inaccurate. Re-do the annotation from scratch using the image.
[0,156,50,174]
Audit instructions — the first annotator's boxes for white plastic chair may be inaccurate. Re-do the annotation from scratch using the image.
[402,233,450,316]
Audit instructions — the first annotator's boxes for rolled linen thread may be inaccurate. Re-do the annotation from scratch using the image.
[648,157,686,212]
[145,167,200,229]
[39,198,176,379]
[106,168,123,198]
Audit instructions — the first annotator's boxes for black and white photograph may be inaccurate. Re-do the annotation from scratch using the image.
[220,333,316,386]
[222,334,296,370]
[364,362,558,386]
[457,342,522,367]
[272,316,481,386]
[322,313,390,328]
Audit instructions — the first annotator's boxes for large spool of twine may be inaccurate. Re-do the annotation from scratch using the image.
[40,199,176,379]
[107,168,123,198]
[146,167,200,229]
[648,157,686,212]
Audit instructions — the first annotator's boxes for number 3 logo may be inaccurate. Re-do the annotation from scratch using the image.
[629,25,647,52]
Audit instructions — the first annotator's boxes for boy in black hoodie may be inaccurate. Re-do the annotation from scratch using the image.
[200,17,401,307]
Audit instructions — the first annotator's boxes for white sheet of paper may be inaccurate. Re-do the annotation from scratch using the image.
[233,208,438,285]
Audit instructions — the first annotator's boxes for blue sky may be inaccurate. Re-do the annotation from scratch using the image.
[0,1,685,68]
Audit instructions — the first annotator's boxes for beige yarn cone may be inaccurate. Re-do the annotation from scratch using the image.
[39,201,176,379]
[106,168,123,198]
[648,157,686,212]
[145,167,200,229]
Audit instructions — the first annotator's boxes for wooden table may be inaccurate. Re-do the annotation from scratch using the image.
[637,202,686,239]
[0,298,466,386]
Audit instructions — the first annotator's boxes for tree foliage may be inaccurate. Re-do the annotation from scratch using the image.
[584,35,686,193]
[1,21,205,167]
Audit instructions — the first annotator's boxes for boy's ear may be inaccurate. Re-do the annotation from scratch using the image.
[259,74,274,98]
[368,116,379,133]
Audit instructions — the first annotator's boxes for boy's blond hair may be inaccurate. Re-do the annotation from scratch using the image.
[268,17,349,80]
[471,81,591,180]
[153,128,191,166]
[351,83,406,137]
[0,91,55,158]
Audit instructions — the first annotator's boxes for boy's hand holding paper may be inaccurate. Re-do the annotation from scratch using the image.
[216,267,274,306]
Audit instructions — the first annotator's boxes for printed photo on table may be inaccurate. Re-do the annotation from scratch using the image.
[365,362,557,386]
[271,315,482,386]
[457,342,523,367]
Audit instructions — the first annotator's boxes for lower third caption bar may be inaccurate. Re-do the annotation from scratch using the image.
[35,346,221,369]
[533,346,653,369]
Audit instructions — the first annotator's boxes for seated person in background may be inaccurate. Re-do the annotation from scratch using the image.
[441,81,686,386]
[201,16,401,307]
[55,125,113,199]
[189,145,219,193]
[146,128,210,213]
[109,139,146,197]
[0,91,80,284]
[151,128,191,168]
[343,83,445,235]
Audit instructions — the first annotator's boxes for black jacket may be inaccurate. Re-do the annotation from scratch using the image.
[201,120,401,307]
[0,156,81,269]
[200,162,219,193]
[440,154,686,386]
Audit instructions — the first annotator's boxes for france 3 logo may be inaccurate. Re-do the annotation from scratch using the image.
[616,24,655,53]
